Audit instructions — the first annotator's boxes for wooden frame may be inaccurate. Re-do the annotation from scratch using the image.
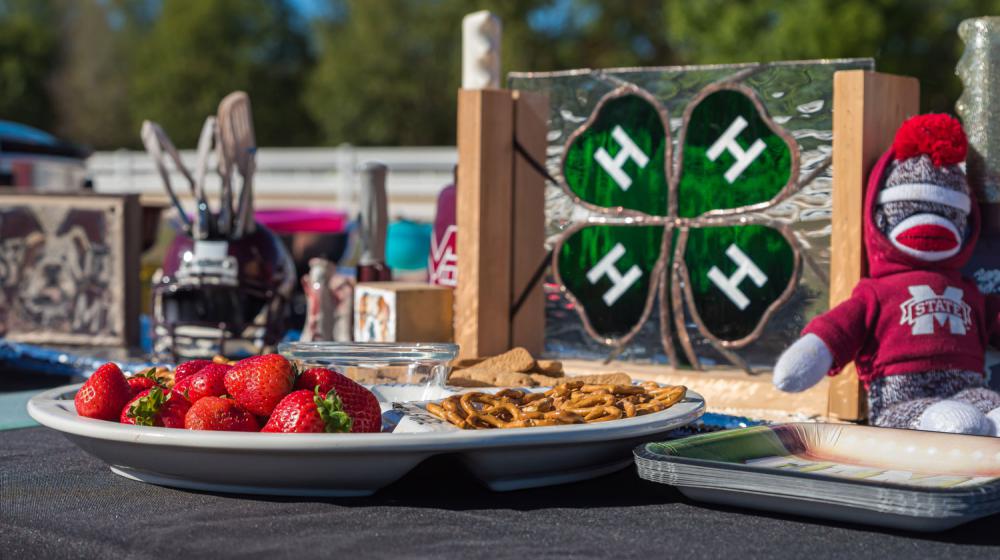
[454,71,920,422]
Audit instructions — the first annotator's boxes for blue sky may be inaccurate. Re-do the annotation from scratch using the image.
[285,0,589,32]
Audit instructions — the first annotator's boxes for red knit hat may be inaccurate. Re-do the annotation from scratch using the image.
[892,113,967,167]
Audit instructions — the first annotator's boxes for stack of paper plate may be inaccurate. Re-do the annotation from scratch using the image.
[635,423,1000,531]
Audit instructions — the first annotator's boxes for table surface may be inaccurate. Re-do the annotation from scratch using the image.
[2,427,1000,559]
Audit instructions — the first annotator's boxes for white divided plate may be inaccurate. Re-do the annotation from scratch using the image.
[28,383,704,497]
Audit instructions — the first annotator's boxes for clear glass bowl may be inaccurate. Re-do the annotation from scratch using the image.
[278,342,458,389]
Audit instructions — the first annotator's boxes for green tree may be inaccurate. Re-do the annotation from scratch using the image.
[0,0,58,130]
[305,0,679,146]
[129,0,316,147]
[666,0,1000,113]
[48,0,134,149]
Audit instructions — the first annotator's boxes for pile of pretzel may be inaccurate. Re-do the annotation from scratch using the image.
[426,380,687,430]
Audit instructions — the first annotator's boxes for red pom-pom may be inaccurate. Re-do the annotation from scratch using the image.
[892,114,967,166]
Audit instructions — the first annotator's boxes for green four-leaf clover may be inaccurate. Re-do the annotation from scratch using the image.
[553,83,801,371]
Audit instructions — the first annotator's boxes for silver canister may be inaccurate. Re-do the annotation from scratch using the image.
[957,16,1000,203]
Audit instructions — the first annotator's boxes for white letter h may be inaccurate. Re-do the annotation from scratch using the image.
[706,244,768,310]
[707,116,766,184]
[593,126,649,192]
[586,243,642,306]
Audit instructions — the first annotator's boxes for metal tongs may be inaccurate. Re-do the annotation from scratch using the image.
[141,90,259,241]
[217,91,257,239]
[140,120,194,234]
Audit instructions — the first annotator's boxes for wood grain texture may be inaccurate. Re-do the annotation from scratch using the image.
[510,91,548,356]
[828,71,919,421]
[455,89,514,358]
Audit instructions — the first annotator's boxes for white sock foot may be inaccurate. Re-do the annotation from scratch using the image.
[917,400,991,435]
[986,408,1000,437]
[773,334,833,393]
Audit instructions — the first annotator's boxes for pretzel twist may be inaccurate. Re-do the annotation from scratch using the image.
[424,381,687,430]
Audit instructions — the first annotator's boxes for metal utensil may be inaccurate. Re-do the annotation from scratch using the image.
[140,120,192,233]
[193,116,217,239]
[149,122,197,197]
[357,162,391,282]
[234,145,257,238]
[216,94,238,237]
[218,91,257,238]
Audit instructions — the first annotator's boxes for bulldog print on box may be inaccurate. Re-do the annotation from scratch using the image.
[0,193,140,346]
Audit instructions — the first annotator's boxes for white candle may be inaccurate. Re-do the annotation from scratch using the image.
[462,11,502,89]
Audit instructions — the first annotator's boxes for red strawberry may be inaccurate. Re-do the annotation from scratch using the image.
[125,368,163,398]
[75,363,131,421]
[172,363,230,403]
[223,354,295,416]
[297,368,381,433]
[295,367,337,394]
[126,375,159,398]
[120,386,191,428]
[184,397,258,432]
[262,388,353,433]
[173,359,214,381]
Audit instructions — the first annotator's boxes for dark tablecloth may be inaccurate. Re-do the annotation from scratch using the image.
[2,427,999,559]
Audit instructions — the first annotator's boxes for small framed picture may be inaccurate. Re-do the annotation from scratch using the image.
[0,191,141,346]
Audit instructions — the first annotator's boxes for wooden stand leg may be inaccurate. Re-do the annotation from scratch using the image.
[828,70,919,421]
[510,91,548,357]
[455,89,514,358]
[455,88,548,359]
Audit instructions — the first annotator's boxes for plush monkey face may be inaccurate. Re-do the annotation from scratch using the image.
[874,155,972,262]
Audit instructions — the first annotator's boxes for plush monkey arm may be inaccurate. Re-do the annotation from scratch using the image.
[773,283,876,393]
[773,334,833,392]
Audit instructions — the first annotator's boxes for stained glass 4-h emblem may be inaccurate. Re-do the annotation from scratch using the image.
[510,59,873,371]
[557,82,799,371]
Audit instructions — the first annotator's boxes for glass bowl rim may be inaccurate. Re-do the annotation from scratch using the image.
[278,341,458,363]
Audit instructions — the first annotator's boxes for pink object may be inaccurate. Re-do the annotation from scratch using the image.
[429,184,457,286]
[802,148,1000,388]
[253,209,348,234]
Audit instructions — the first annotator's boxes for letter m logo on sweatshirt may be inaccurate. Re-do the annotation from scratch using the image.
[899,285,973,335]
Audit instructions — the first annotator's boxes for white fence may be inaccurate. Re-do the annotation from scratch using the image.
[88,145,457,221]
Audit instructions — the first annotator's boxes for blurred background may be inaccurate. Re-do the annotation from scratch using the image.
[3,0,998,151]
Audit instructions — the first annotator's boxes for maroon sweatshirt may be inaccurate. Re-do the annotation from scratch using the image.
[802,149,1000,388]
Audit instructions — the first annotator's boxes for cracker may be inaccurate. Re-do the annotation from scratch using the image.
[569,372,632,386]
[344,367,379,385]
[530,373,562,386]
[445,376,493,388]
[451,357,486,370]
[467,347,536,373]
[532,360,564,377]
[449,368,537,387]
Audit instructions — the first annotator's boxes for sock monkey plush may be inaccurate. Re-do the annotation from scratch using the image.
[773,114,1000,435]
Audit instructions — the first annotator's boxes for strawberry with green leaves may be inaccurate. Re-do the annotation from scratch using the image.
[75,363,131,421]
[223,354,295,416]
[262,388,353,433]
[172,363,230,403]
[120,386,191,428]
[184,397,258,432]
[296,368,381,433]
